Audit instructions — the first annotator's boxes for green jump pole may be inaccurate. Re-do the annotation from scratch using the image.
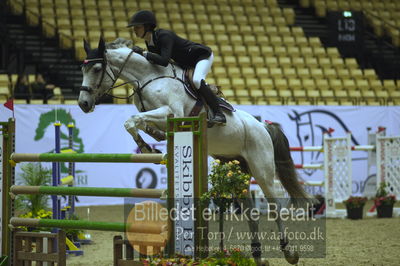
[10,185,165,198]
[10,218,127,232]
[10,153,166,164]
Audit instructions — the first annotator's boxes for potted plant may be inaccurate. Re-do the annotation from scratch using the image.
[343,196,368,220]
[201,159,251,252]
[374,182,397,218]
[309,194,325,216]
[12,162,53,231]
[15,162,52,217]
[145,248,256,265]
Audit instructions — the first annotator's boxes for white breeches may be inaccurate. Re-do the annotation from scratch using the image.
[192,53,214,89]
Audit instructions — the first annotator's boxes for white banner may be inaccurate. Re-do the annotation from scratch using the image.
[1,104,400,205]
[173,132,194,256]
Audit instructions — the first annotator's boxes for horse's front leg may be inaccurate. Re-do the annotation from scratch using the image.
[124,106,175,153]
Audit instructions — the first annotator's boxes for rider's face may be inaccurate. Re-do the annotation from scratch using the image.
[133,25,145,38]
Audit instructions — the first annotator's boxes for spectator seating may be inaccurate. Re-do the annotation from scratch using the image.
[4,0,400,105]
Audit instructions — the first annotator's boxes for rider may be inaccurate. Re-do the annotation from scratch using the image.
[127,10,226,126]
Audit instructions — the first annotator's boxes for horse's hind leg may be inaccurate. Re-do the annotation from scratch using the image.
[246,154,299,265]
[261,186,299,265]
[238,195,265,266]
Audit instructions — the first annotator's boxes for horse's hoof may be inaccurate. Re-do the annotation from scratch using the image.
[283,250,299,265]
[254,257,270,266]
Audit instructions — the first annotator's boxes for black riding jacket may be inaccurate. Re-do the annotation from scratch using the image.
[145,29,212,68]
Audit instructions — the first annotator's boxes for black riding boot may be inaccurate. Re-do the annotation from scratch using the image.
[199,80,226,126]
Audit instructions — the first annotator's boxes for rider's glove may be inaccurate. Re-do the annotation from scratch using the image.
[132,46,144,56]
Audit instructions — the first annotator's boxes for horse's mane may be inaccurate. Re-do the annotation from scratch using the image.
[105,38,134,50]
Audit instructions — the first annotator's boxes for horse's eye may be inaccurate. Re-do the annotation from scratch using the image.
[94,67,101,73]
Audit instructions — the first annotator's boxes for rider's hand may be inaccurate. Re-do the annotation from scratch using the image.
[132,46,144,56]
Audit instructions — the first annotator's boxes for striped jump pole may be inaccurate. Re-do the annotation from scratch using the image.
[10,218,165,234]
[7,114,209,259]
[290,145,375,152]
[11,218,127,232]
[10,153,167,164]
[294,163,323,169]
[10,185,165,199]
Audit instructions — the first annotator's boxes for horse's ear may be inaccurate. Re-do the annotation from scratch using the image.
[83,39,91,55]
[98,37,106,56]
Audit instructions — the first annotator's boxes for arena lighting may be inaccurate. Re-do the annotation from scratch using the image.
[343,11,352,17]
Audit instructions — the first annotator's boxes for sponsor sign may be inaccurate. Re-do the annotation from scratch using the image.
[173,132,194,256]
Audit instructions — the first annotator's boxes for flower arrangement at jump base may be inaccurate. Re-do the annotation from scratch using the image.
[374,182,397,218]
[200,159,251,252]
[201,159,251,203]
[18,209,53,231]
[146,160,255,266]
[343,196,368,220]
[143,248,256,266]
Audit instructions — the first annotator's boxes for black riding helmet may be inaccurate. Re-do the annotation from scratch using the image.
[127,10,157,29]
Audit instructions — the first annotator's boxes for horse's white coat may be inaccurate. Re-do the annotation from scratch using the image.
[79,44,301,264]
[79,47,277,195]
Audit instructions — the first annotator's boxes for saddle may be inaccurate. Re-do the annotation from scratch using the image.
[182,68,235,116]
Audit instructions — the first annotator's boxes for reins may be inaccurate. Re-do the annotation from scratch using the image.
[133,64,186,111]
[102,50,136,99]
[82,48,187,112]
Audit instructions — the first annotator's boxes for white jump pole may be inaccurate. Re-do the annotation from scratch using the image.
[290,145,374,152]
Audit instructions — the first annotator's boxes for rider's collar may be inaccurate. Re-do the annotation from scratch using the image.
[147,32,155,47]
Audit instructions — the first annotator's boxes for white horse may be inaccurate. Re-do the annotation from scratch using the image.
[78,38,314,265]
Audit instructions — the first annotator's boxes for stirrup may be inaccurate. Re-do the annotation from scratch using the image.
[207,113,226,127]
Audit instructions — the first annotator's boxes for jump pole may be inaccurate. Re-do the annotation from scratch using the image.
[290,145,374,152]
[10,185,165,198]
[10,218,165,234]
[10,153,166,164]
[8,114,208,259]
[252,132,352,218]
[11,217,128,232]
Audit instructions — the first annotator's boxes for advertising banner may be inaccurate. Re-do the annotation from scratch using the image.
[1,104,399,205]
[173,132,195,256]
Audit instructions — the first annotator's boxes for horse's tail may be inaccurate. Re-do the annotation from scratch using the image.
[264,122,315,206]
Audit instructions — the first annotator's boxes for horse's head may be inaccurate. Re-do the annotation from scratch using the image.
[78,37,115,113]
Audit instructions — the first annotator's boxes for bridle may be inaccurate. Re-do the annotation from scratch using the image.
[80,50,138,104]
[80,48,186,111]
